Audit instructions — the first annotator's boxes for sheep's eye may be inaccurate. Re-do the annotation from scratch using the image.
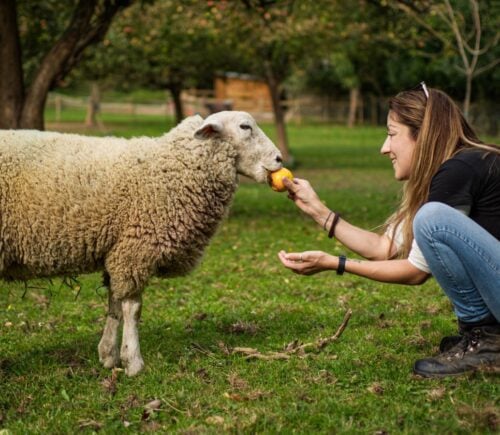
[240,124,252,131]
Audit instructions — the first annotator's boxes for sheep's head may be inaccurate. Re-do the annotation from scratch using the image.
[194,111,283,183]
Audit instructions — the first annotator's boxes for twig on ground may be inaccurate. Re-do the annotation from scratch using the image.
[231,309,352,360]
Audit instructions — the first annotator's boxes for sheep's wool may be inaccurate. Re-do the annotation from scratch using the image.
[0,116,238,298]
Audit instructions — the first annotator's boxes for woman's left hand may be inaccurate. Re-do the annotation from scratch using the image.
[278,250,335,275]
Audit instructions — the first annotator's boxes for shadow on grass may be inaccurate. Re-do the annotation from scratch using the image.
[0,307,349,380]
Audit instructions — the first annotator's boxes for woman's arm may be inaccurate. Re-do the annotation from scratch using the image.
[278,250,430,285]
[282,177,396,260]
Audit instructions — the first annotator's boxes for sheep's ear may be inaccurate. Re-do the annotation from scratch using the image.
[194,121,223,139]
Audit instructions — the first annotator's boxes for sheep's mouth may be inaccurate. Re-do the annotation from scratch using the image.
[266,171,273,187]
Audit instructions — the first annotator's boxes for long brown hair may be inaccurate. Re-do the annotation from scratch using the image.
[385,87,500,258]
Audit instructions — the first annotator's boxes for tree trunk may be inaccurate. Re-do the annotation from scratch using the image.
[0,0,24,129]
[20,1,99,130]
[1,0,133,130]
[347,86,359,128]
[264,62,291,164]
[463,73,472,120]
[85,82,102,127]
[169,83,184,125]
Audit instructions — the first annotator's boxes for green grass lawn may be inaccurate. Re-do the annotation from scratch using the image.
[1,111,498,433]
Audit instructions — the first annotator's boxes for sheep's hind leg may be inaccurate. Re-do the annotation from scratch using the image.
[121,295,144,376]
[98,291,122,369]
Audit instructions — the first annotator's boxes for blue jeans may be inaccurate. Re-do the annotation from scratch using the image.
[413,202,500,324]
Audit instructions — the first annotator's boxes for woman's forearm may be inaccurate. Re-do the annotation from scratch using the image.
[282,178,397,261]
[311,209,396,261]
[278,251,430,285]
[336,256,429,285]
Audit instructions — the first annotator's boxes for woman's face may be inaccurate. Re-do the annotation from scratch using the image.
[380,112,416,180]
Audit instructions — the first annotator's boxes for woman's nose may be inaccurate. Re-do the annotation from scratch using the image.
[380,137,390,155]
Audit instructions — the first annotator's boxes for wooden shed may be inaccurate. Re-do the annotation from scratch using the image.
[214,72,272,113]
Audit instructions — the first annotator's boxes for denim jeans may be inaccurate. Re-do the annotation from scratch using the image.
[413,202,500,323]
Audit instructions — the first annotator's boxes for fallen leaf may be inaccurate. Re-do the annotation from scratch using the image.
[206,415,225,425]
[427,387,446,401]
[101,368,119,395]
[195,368,210,382]
[227,372,248,390]
[144,399,162,411]
[193,312,208,321]
[228,321,259,335]
[367,382,384,395]
[246,390,270,400]
[142,399,162,421]
[224,392,245,401]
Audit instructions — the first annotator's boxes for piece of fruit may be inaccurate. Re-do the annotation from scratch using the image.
[268,168,294,192]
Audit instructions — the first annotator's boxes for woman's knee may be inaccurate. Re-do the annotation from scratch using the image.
[414,202,446,231]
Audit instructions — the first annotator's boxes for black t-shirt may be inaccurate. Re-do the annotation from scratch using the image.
[428,148,500,240]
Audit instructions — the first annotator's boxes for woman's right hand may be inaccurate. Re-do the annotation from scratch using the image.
[282,177,330,223]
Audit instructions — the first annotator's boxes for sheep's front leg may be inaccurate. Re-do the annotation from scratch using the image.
[120,295,144,376]
[98,292,122,369]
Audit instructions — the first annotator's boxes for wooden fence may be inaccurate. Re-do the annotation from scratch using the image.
[46,91,498,134]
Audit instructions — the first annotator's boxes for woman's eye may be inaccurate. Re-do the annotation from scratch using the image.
[240,124,252,131]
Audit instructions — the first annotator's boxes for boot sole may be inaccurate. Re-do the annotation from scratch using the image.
[413,362,499,378]
[413,368,474,379]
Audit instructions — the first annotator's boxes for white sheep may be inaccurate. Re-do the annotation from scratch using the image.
[0,111,283,375]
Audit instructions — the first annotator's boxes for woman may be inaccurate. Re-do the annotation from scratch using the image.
[278,83,500,378]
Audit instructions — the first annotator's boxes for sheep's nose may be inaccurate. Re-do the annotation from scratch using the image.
[275,155,283,163]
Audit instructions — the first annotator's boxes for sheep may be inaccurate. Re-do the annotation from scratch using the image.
[0,111,283,375]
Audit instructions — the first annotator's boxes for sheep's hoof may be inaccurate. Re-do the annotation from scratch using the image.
[98,344,120,368]
[124,358,145,377]
[99,354,120,369]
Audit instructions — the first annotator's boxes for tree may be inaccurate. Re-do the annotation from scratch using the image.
[0,0,134,130]
[75,0,229,125]
[209,0,334,164]
[389,0,499,118]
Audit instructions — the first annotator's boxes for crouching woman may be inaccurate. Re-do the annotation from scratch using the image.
[278,84,500,378]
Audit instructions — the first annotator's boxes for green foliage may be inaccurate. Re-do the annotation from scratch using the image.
[16,0,75,86]
[72,0,231,92]
[15,0,499,106]
[1,113,498,433]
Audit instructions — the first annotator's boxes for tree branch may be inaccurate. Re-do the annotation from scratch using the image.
[20,0,134,128]
[393,1,449,47]
[232,309,353,360]
[57,0,134,84]
[468,0,481,72]
[443,0,470,71]
[473,57,500,77]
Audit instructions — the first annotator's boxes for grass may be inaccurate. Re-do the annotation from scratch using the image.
[1,109,498,433]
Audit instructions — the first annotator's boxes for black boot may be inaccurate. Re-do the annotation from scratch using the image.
[439,314,498,352]
[439,334,463,352]
[414,325,500,378]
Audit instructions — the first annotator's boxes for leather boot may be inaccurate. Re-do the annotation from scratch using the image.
[414,325,500,378]
[439,334,463,352]
[439,314,498,352]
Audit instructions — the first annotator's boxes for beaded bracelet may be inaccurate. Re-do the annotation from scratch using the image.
[328,212,341,239]
[323,211,334,231]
